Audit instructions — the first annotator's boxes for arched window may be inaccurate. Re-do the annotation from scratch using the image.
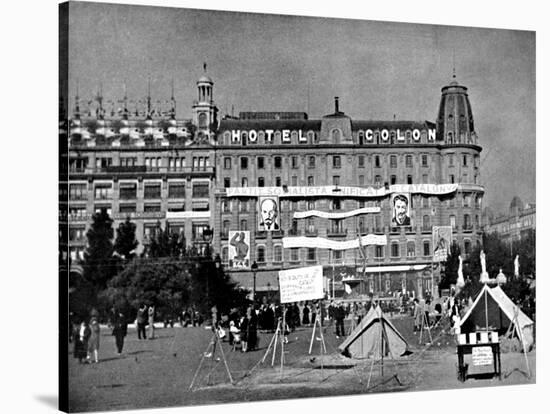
[198,112,207,128]
[222,220,230,237]
[331,129,341,142]
[222,246,229,264]
[391,242,400,257]
[422,215,431,231]
[407,241,416,257]
[239,219,247,231]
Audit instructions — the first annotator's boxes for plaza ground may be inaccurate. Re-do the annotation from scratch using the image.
[68,317,536,412]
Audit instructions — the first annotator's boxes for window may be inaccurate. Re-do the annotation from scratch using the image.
[120,157,137,167]
[94,183,112,200]
[475,215,479,228]
[307,176,314,186]
[224,157,231,169]
[222,247,229,264]
[69,227,86,241]
[69,206,87,220]
[449,174,455,184]
[143,224,160,242]
[448,154,454,166]
[390,155,397,168]
[421,154,428,167]
[333,155,341,169]
[463,194,470,207]
[407,175,413,184]
[375,245,384,258]
[240,157,248,169]
[258,177,265,187]
[374,175,382,187]
[331,219,343,234]
[464,240,471,254]
[391,242,400,257]
[222,199,230,213]
[192,182,209,198]
[291,176,297,186]
[192,224,210,241]
[273,177,281,187]
[291,156,298,169]
[307,218,315,233]
[333,176,340,186]
[463,214,471,230]
[274,245,283,263]
[239,200,248,213]
[239,219,248,231]
[119,183,137,200]
[70,183,87,200]
[308,156,316,168]
[359,175,365,186]
[422,215,431,231]
[144,203,161,213]
[94,205,112,216]
[375,155,381,168]
[307,248,316,262]
[257,246,266,263]
[358,217,366,233]
[405,155,413,168]
[69,157,88,172]
[291,248,299,262]
[168,157,185,171]
[257,157,265,169]
[96,157,112,170]
[358,155,365,168]
[119,203,136,215]
[241,177,248,187]
[407,241,416,257]
[224,178,230,188]
[333,250,343,262]
[168,182,186,198]
[374,215,382,232]
[144,183,161,199]
[423,241,431,256]
[463,154,468,167]
[274,156,282,169]
[390,175,397,185]
[332,199,341,210]
[450,215,456,229]
[307,200,315,210]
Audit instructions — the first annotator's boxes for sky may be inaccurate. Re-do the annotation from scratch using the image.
[66,1,536,215]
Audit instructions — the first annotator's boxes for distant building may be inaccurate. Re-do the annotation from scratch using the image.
[483,196,536,243]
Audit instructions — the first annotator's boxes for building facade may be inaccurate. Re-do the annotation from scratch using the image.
[483,196,536,244]
[62,72,484,299]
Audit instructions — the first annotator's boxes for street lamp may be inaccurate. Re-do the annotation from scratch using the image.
[251,261,258,305]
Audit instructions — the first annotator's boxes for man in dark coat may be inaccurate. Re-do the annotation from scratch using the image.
[334,302,346,338]
[112,310,128,355]
[136,304,147,339]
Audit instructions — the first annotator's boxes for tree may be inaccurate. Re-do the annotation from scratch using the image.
[114,216,138,260]
[438,241,461,292]
[147,222,185,258]
[79,209,119,313]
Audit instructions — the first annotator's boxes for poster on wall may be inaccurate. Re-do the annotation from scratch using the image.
[433,226,453,262]
[390,193,411,226]
[279,265,324,303]
[258,196,280,231]
[228,230,251,269]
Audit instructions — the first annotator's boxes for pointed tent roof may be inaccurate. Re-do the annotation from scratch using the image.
[459,284,533,333]
[338,305,410,359]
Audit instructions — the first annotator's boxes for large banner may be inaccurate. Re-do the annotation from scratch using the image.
[293,206,380,219]
[282,234,387,250]
[258,196,280,231]
[433,226,452,262]
[279,265,324,303]
[226,183,460,198]
[390,193,411,226]
[228,231,251,269]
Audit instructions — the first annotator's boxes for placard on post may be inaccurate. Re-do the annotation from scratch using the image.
[278,265,324,304]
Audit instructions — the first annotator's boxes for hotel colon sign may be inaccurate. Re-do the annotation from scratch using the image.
[62,72,483,300]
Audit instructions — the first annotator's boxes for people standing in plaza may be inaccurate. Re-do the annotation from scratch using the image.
[413,299,423,332]
[73,320,91,364]
[148,305,155,340]
[302,302,310,326]
[87,316,100,363]
[137,304,147,340]
[112,309,128,355]
[334,302,346,338]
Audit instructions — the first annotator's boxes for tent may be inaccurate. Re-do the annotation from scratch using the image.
[459,284,534,350]
[339,305,410,359]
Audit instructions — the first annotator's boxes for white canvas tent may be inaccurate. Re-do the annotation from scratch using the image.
[339,305,410,359]
[459,284,534,350]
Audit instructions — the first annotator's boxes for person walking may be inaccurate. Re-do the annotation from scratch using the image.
[87,316,100,363]
[136,304,147,340]
[334,303,346,338]
[73,320,91,364]
[148,305,155,340]
[112,310,128,355]
[413,299,423,333]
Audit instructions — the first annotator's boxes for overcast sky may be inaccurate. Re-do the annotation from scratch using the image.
[67,1,536,214]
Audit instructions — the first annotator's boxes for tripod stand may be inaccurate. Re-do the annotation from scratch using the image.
[188,329,234,391]
[418,310,433,345]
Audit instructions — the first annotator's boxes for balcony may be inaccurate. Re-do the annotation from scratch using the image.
[462,225,473,232]
[327,228,348,237]
[305,228,318,237]
[287,229,301,237]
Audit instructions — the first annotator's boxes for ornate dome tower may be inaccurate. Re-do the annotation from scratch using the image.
[192,63,218,140]
[436,74,477,145]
